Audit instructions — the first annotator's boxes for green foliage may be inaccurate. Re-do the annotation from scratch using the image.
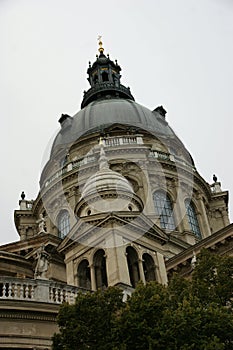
[52,287,124,350]
[53,250,233,350]
[191,249,233,307]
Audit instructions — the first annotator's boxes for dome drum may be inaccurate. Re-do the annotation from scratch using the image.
[81,83,134,108]
[76,189,143,218]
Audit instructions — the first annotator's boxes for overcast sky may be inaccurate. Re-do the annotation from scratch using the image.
[0,0,233,245]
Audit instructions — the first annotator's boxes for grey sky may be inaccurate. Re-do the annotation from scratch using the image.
[1,0,233,244]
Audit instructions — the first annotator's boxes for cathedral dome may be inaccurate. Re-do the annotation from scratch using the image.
[51,98,180,157]
[50,39,187,159]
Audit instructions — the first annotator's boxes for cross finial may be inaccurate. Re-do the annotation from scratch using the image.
[97,35,104,53]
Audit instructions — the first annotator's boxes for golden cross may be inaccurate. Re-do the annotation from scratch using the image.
[97,35,104,53]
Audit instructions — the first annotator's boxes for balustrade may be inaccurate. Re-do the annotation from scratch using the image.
[0,279,35,300]
[103,135,140,147]
[149,150,196,171]
[43,135,144,188]
[0,277,82,305]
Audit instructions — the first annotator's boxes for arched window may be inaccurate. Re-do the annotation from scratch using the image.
[102,71,109,82]
[185,200,202,239]
[126,246,140,288]
[143,253,156,282]
[153,191,175,230]
[93,249,108,289]
[77,260,91,289]
[57,210,70,239]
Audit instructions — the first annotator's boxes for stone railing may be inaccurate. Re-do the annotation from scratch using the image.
[103,135,143,147]
[44,154,96,188]
[0,277,84,304]
[43,135,144,189]
[149,150,196,171]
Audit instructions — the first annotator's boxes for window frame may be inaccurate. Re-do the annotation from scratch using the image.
[153,190,176,231]
[57,210,70,239]
[185,199,202,239]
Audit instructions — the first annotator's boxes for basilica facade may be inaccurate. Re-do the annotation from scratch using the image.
[0,41,232,349]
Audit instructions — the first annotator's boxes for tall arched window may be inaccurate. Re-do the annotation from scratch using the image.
[93,249,108,290]
[185,200,202,239]
[102,71,109,82]
[57,210,70,239]
[143,253,156,282]
[153,191,175,230]
[77,260,91,289]
[126,246,140,288]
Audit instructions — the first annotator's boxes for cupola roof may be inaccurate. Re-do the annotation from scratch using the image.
[46,42,193,170]
[81,37,134,108]
[81,142,134,199]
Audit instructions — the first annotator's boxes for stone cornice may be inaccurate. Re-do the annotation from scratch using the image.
[210,190,229,204]
[0,300,58,322]
[166,223,233,272]
[0,233,61,254]
[0,251,32,268]
[150,159,212,200]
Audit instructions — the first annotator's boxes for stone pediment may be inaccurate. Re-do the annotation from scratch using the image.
[58,212,170,253]
[166,223,233,277]
[0,233,61,257]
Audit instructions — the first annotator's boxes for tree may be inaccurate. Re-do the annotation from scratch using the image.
[191,249,233,307]
[52,250,233,350]
[52,287,124,350]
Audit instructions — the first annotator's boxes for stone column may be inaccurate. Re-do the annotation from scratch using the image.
[19,226,26,240]
[220,208,230,227]
[89,264,96,291]
[138,258,146,284]
[156,252,168,285]
[139,160,155,216]
[68,187,78,227]
[108,64,113,82]
[176,185,190,232]
[66,260,74,286]
[97,67,101,82]
[196,192,211,237]
[105,233,131,287]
